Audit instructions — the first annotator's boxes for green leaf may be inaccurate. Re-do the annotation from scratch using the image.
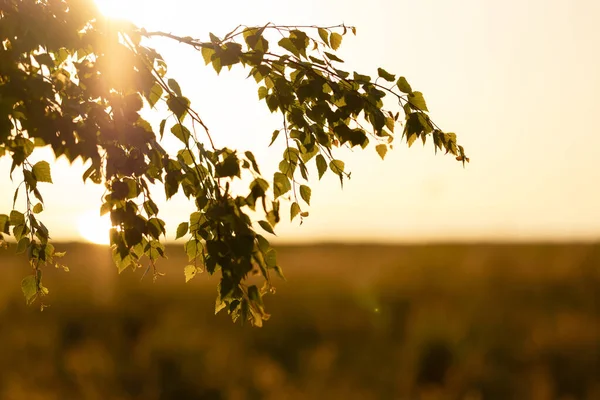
[209,32,220,44]
[299,184,311,205]
[159,119,167,138]
[148,83,163,107]
[329,159,345,175]
[13,224,25,241]
[23,169,35,190]
[100,202,112,216]
[269,130,280,147]
[21,275,37,304]
[397,76,413,94]
[376,144,387,160]
[258,220,275,235]
[407,132,417,147]
[166,96,190,121]
[316,154,327,180]
[12,187,19,208]
[10,210,24,226]
[211,55,222,74]
[273,265,286,280]
[220,42,242,66]
[16,237,30,254]
[318,28,329,46]
[330,32,342,50]
[408,91,428,111]
[184,265,197,283]
[201,46,215,65]
[32,161,52,183]
[215,154,241,178]
[244,151,261,174]
[278,37,299,57]
[32,203,43,214]
[248,285,263,306]
[177,149,194,165]
[324,51,344,63]
[264,248,277,267]
[258,86,268,100]
[273,172,291,199]
[167,78,182,97]
[176,222,189,240]
[353,72,371,83]
[377,68,396,82]
[215,297,227,315]
[0,214,9,234]
[185,239,202,261]
[171,124,191,144]
[290,202,301,221]
[289,29,309,58]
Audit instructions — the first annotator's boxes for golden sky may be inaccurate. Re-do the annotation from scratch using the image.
[1,0,599,243]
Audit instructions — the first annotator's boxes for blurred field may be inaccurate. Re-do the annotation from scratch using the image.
[0,242,599,400]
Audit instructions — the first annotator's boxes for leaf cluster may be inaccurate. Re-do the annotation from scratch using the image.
[0,0,467,324]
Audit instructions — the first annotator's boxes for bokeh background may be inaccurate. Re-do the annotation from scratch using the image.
[1,243,599,399]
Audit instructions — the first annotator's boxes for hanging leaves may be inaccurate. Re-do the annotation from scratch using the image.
[0,1,466,326]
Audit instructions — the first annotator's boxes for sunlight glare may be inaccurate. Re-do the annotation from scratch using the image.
[94,0,162,25]
[77,211,112,245]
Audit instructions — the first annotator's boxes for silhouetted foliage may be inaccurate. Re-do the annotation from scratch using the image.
[0,0,467,324]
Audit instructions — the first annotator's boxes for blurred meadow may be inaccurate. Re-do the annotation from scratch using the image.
[1,242,598,399]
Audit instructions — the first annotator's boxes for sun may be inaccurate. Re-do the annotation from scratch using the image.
[94,0,139,19]
[93,0,163,24]
[77,211,112,245]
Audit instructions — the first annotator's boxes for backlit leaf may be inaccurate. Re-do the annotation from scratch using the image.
[397,76,412,94]
[407,133,417,147]
[329,159,345,175]
[300,185,311,205]
[167,96,190,121]
[258,220,275,235]
[10,210,24,226]
[408,91,428,111]
[201,46,215,65]
[316,154,327,179]
[148,83,163,107]
[318,28,329,45]
[167,78,182,97]
[258,86,268,100]
[330,32,342,50]
[0,214,9,234]
[176,222,189,240]
[32,161,52,183]
[185,239,202,261]
[269,130,280,147]
[377,68,396,82]
[171,124,191,144]
[16,237,30,254]
[278,38,299,57]
[273,172,291,198]
[290,202,300,221]
[184,265,197,283]
[21,275,37,304]
[376,144,387,160]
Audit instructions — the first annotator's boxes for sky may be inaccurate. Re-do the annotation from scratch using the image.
[1,0,599,244]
